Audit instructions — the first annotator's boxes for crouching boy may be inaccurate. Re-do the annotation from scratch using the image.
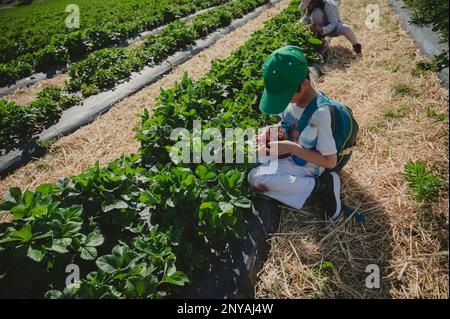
[300,0,362,54]
[248,45,358,221]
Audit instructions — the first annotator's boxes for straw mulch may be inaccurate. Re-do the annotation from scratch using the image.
[0,0,448,299]
[255,0,448,298]
[0,0,290,197]
[3,74,69,106]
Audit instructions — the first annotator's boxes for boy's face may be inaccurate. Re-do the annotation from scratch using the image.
[308,0,316,11]
[290,79,309,104]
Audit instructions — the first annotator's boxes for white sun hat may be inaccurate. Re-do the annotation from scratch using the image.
[300,0,312,10]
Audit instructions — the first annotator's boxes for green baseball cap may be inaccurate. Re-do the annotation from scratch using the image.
[259,45,309,114]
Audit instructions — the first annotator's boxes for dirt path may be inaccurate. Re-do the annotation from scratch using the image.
[2,74,69,105]
[256,0,448,298]
[0,0,290,198]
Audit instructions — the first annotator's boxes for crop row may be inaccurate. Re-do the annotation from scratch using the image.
[0,0,270,150]
[67,0,271,95]
[404,0,449,42]
[0,0,321,298]
[0,0,230,81]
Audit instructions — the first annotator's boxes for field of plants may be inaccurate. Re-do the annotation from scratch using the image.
[403,0,449,42]
[0,0,230,84]
[0,0,323,298]
[402,0,449,73]
[0,0,448,300]
[0,0,272,150]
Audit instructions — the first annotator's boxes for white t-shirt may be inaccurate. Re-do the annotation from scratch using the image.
[249,100,338,209]
[279,102,337,176]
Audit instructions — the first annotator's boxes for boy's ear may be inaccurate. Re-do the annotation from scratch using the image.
[302,79,310,90]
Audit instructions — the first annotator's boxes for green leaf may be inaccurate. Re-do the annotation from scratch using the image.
[23,190,33,207]
[195,165,217,182]
[162,271,189,286]
[139,191,160,205]
[32,231,53,241]
[227,171,244,188]
[61,221,82,237]
[11,205,27,219]
[80,246,97,260]
[4,187,22,204]
[30,205,48,217]
[219,202,234,214]
[27,246,46,262]
[101,200,129,212]
[36,184,54,196]
[45,290,63,299]
[96,245,134,274]
[13,224,33,242]
[85,231,104,247]
[50,238,69,254]
[230,196,252,209]
[166,196,177,208]
[125,278,146,297]
[308,37,323,45]
[96,255,117,274]
[65,205,83,218]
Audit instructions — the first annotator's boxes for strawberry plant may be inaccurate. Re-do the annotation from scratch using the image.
[404,0,449,42]
[1,0,272,151]
[0,88,80,149]
[0,0,320,298]
[0,0,231,86]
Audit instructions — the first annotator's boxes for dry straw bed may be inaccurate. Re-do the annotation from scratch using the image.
[0,0,290,197]
[2,74,69,106]
[255,0,448,299]
[0,0,448,299]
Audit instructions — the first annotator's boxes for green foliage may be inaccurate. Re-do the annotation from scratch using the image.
[391,83,415,98]
[0,0,230,86]
[402,160,444,202]
[426,106,448,122]
[67,0,271,96]
[404,0,449,42]
[0,0,273,150]
[0,0,320,299]
[0,88,80,149]
[412,52,449,76]
[383,104,410,119]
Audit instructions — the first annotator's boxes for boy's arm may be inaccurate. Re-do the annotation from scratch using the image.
[268,141,337,169]
[291,145,337,169]
[300,14,311,25]
[267,105,338,169]
[321,3,340,35]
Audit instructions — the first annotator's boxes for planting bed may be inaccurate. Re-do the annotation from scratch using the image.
[0,0,291,178]
[0,0,322,298]
[0,0,277,155]
[0,0,231,87]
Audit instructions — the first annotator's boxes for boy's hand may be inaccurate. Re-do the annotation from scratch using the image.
[268,140,299,156]
[252,184,269,193]
[310,24,322,34]
[260,125,279,138]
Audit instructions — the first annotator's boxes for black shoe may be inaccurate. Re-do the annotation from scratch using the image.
[316,171,342,222]
[353,43,362,54]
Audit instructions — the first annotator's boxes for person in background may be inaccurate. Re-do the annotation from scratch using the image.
[300,0,362,54]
